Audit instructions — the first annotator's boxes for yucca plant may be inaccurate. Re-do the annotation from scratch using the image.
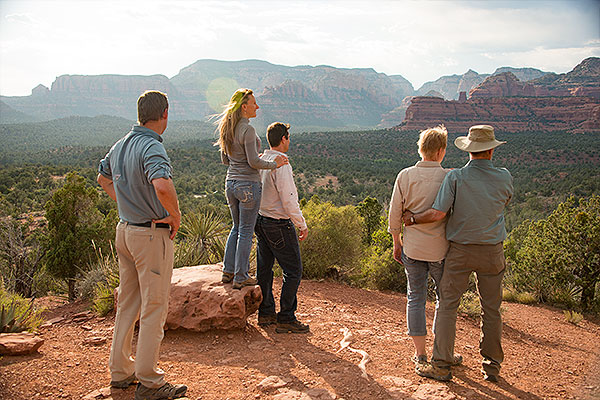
[0,286,44,333]
[175,211,228,268]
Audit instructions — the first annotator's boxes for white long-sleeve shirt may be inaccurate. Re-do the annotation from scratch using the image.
[259,149,307,230]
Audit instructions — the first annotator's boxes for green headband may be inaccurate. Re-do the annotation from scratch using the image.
[229,90,248,114]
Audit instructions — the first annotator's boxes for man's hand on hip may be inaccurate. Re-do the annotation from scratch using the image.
[153,215,180,240]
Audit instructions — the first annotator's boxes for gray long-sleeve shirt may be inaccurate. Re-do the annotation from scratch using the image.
[221,118,276,182]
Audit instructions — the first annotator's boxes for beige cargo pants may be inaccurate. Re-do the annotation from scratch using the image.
[109,222,174,389]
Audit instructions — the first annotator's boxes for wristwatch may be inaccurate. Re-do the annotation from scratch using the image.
[410,216,416,225]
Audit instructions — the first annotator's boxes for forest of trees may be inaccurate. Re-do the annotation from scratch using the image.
[1,116,599,330]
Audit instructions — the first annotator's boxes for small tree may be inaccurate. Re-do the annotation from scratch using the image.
[44,173,113,300]
[508,195,600,311]
[356,196,384,245]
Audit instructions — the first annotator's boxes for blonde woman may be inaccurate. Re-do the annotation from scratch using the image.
[216,89,288,289]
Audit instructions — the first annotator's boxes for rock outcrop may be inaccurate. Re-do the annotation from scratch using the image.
[398,95,600,133]
[0,332,44,355]
[165,265,262,332]
[399,58,600,133]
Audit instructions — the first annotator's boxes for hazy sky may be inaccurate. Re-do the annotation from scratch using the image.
[1,0,599,96]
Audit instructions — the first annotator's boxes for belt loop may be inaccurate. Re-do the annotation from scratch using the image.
[151,221,156,230]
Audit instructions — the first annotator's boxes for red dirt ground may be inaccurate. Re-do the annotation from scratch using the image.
[1,279,599,400]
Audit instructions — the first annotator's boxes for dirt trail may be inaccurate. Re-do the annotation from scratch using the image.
[1,279,599,400]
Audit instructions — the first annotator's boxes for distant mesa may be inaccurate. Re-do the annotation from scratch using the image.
[1,58,598,132]
[397,57,600,133]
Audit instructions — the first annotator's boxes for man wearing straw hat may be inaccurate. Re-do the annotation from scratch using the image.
[403,124,513,383]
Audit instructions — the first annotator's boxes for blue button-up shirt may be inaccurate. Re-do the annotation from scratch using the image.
[98,125,173,224]
[432,159,513,244]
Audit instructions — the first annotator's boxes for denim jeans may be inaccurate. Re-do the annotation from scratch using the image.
[401,251,443,336]
[223,180,262,283]
[255,215,302,323]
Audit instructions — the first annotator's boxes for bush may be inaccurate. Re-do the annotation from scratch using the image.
[300,198,364,279]
[0,285,44,333]
[506,196,600,311]
[79,243,120,316]
[563,310,584,325]
[359,247,407,292]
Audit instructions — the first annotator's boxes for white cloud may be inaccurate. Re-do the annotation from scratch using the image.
[0,0,598,95]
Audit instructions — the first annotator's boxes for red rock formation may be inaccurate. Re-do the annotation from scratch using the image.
[469,72,538,98]
[398,96,600,133]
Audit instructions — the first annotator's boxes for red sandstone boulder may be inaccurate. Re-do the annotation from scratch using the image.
[165,265,262,332]
[0,332,44,355]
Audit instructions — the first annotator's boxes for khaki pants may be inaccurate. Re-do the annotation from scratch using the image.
[432,242,505,376]
[109,222,174,388]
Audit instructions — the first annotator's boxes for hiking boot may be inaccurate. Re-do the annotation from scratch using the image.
[452,353,463,366]
[415,362,452,381]
[275,320,310,334]
[232,277,257,289]
[110,373,137,388]
[483,373,499,382]
[134,382,187,400]
[221,271,234,283]
[258,314,277,326]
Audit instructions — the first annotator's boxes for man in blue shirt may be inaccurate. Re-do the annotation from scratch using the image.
[404,125,513,383]
[97,91,187,400]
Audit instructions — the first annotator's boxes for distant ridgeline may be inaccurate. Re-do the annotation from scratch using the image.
[4,58,597,133]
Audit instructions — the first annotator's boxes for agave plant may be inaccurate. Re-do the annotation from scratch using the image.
[175,211,228,268]
[0,298,40,333]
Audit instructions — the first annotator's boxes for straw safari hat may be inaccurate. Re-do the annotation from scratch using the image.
[454,125,506,152]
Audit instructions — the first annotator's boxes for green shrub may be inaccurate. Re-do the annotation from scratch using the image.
[0,285,44,333]
[503,288,537,304]
[563,310,584,325]
[300,198,364,279]
[506,196,600,311]
[458,291,481,318]
[78,243,120,316]
[359,247,407,292]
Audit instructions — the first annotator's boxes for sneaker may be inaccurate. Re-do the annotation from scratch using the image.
[258,314,277,326]
[232,277,257,289]
[110,373,137,388]
[483,373,499,382]
[275,320,310,334]
[221,272,234,283]
[415,362,452,381]
[134,382,187,400]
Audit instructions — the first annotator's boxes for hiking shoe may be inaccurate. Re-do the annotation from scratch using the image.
[221,272,234,283]
[483,373,499,383]
[258,314,277,326]
[452,353,463,366]
[416,362,452,381]
[110,373,137,388]
[134,382,187,400]
[275,320,310,333]
[412,354,428,364]
[232,277,257,289]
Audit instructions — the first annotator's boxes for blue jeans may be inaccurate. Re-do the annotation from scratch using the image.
[255,215,302,323]
[402,251,444,336]
[223,180,262,283]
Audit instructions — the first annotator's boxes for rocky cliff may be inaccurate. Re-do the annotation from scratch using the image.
[398,96,600,133]
[399,58,599,133]
[416,67,549,100]
[1,60,413,130]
